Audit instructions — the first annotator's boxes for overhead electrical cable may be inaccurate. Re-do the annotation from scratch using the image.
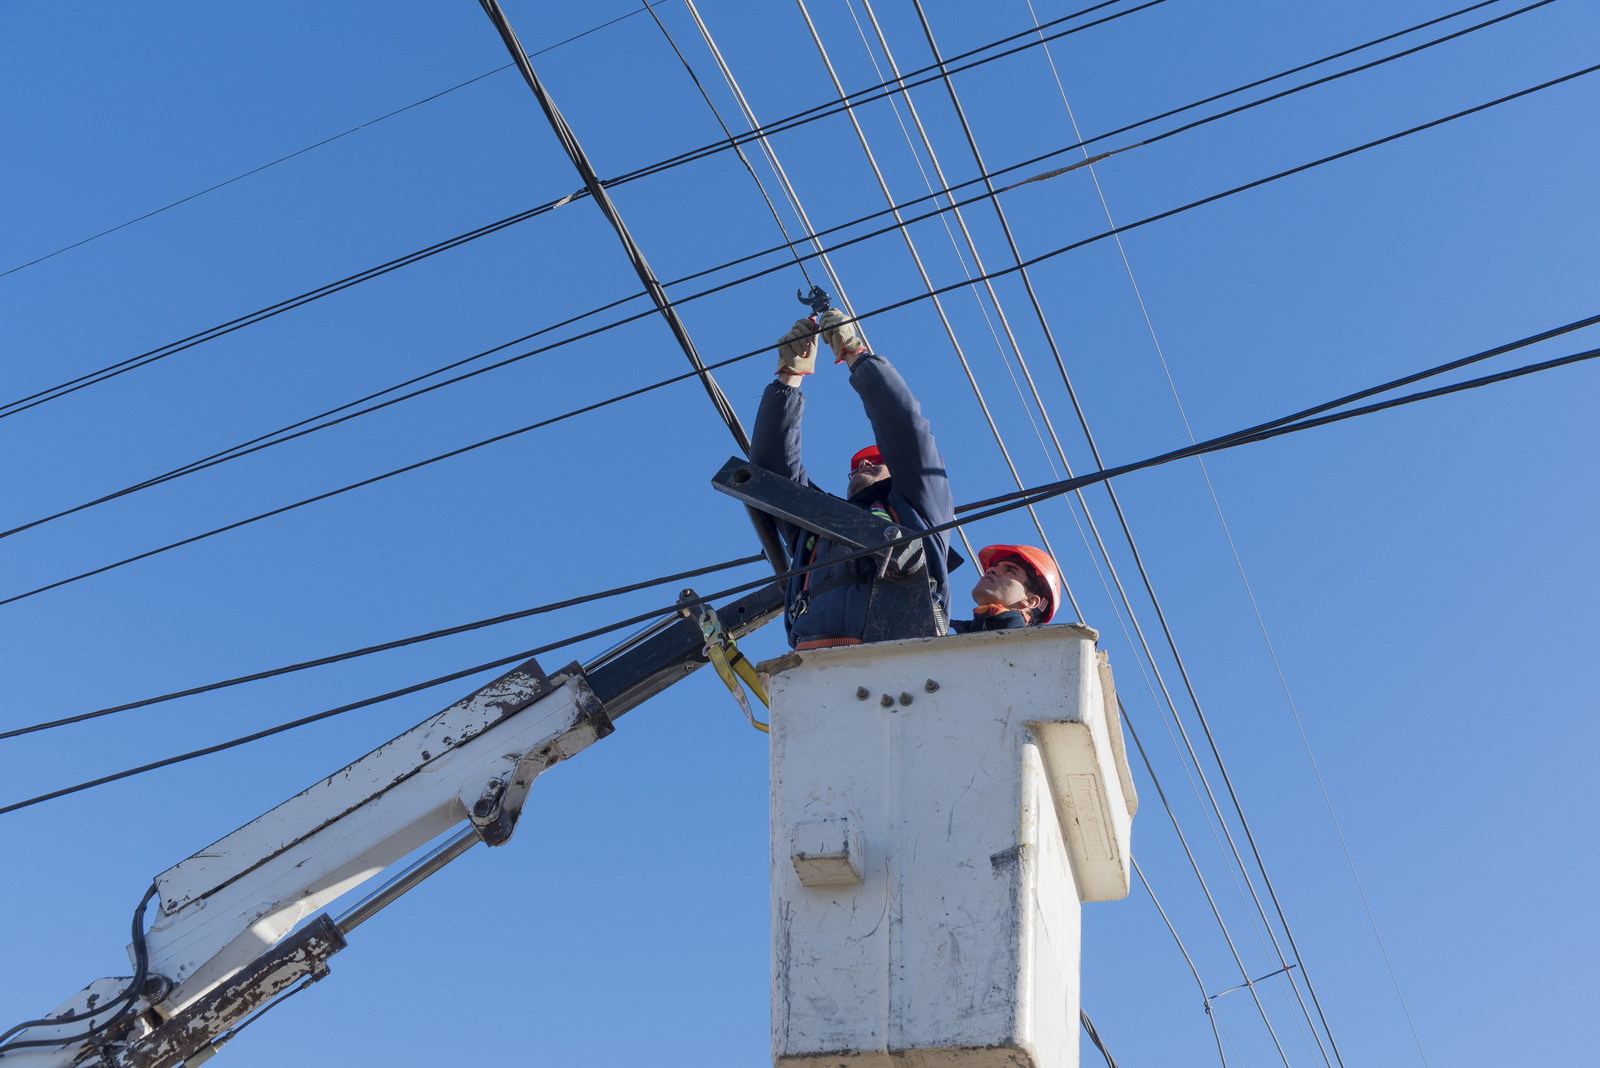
[478,0,795,575]
[0,553,765,741]
[1031,8,1433,1050]
[0,629,651,818]
[896,4,1326,1050]
[846,0,1106,616]
[612,0,1173,186]
[0,0,1530,425]
[1133,857,1230,1067]
[0,0,1152,421]
[1079,1009,1124,1068]
[680,0,871,349]
[4,336,1599,815]
[6,25,1574,544]
[1018,5,1354,1058]
[483,0,749,451]
[605,0,1530,188]
[791,0,1074,607]
[0,289,648,541]
[1027,0,1313,1013]
[642,1,814,288]
[0,2,675,279]
[914,3,1334,1058]
[0,194,587,421]
[6,73,1594,608]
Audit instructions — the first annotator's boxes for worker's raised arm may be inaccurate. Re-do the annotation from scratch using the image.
[846,354,955,531]
[750,318,819,489]
[751,380,809,488]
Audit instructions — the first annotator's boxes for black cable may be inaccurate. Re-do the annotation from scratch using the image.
[480,0,752,454]
[651,0,1556,293]
[0,0,1159,421]
[7,0,1513,544]
[641,0,814,288]
[607,0,1171,187]
[0,0,1525,430]
[1081,1008,1123,1068]
[2,63,1589,608]
[0,553,765,741]
[208,973,318,1052]
[0,196,581,421]
[0,885,157,1052]
[0,586,777,817]
[5,333,1597,815]
[1009,0,1558,184]
[0,287,649,541]
[0,1,675,280]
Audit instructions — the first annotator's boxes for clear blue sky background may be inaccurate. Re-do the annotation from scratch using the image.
[2,1,1595,1065]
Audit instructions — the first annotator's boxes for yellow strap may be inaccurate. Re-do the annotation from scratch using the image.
[725,644,769,708]
[701,622,769,733]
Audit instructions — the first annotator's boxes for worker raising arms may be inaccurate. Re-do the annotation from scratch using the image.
[752,309,957,649]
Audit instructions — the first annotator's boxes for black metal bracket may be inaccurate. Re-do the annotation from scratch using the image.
[709,457,942,641]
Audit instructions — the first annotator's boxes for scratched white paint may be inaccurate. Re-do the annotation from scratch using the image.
[143,671,605,1019]
[766,625,1135,1068]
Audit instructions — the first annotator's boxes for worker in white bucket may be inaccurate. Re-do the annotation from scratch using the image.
[948,544,1063,634]
[752,308,957,648]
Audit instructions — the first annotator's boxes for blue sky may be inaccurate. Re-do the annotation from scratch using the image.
[1,1,1596,1065]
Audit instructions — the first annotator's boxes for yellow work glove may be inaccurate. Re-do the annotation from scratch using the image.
[818,308,867,363]
[776,318,818,377]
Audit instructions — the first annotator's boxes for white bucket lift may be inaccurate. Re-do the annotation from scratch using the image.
[765,624,1138,1068]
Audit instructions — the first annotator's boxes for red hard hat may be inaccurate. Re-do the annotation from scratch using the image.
[977,544,1062,625]
[849,445,882,474]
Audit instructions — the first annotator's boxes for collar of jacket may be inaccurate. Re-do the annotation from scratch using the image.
[968,605,1028,627]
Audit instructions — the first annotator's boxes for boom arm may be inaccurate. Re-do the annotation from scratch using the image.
[3,584,782,1068]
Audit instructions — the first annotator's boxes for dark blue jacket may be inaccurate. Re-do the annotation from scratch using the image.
[948,609,1030,634]
[750,354,955,648]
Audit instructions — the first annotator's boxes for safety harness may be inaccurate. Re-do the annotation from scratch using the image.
[789,499,941,647]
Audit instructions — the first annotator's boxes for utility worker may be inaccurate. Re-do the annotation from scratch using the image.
[752,309,956,649]
[949,544,1063,633]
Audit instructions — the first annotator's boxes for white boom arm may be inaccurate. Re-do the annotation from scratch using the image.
[2,584,783,1068]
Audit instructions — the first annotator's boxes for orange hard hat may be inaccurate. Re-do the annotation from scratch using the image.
[977,544,1062,624]
[849,445,882,474]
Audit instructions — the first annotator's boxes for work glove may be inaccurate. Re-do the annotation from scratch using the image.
[818,308,867,363]
[776,318,818,377]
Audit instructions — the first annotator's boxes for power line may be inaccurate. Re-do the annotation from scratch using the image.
[480,0,751,454]
[1117,692,1297,1064]
[1004,0,1348,1055]
[6,72,1593,609]
[907,1,1329,1052]
[1080,1008,1124,1068]
[1133,857,1231,1066]
[0,0,1526,427]
[0,0,1154,421]
[0,2,675,279]
[610,0,1174,187]
[6,330,1595,813]
[6,25,1574,545]
[0,553,764,742]
[791,0,1071,598]
[0,289,648,541]
[642,1,813,288]
[679,0,869,342]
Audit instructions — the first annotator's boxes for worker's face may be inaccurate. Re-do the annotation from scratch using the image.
[847,461,889,499]
[971,556,1045,614]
